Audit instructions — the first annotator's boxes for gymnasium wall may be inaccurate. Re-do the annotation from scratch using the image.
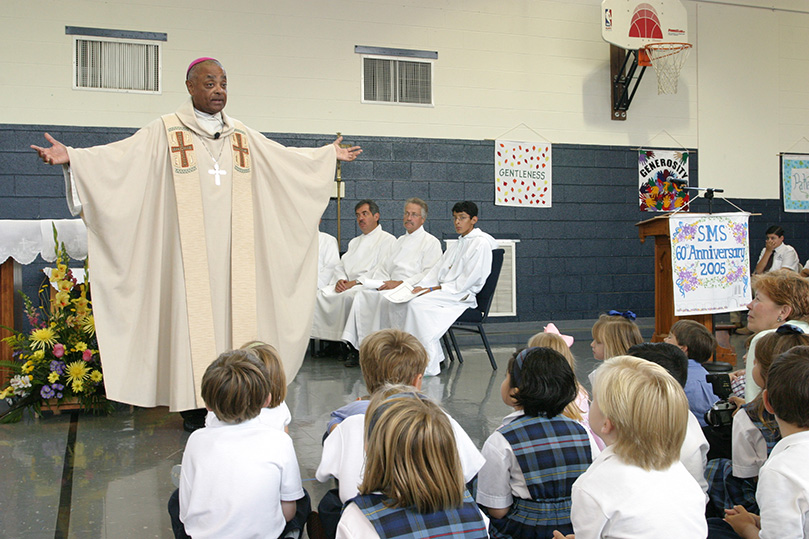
[4,0,809,324]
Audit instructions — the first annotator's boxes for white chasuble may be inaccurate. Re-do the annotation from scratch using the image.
[63,99,335,410]
[341,226,442,348]
[310,225,395,341]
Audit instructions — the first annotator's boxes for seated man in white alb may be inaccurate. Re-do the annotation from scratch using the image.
[379,201,498,376]
[317,223,340,289]
[310,199,395,346]
[341,198,443,361]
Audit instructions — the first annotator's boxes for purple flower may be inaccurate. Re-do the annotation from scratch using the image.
[40,385,55,399]
[50,361,66,375]
[51,383,64,399]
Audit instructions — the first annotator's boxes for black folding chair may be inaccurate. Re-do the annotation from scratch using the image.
[442,248,504,370]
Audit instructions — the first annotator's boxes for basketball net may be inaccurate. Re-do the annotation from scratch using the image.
[643,43,692,95]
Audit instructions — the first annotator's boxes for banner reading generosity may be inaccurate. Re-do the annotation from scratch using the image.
[639,149,689,212]
[494,140,552,207]
[669,212,751,315]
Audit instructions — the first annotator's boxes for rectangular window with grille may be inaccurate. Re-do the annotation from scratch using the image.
[357,46,436,106]
[72,35,162,94]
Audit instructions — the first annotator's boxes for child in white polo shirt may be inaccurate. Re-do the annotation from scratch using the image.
[169,349,306,539]
[554,355,707,539]
[711,346,809,538]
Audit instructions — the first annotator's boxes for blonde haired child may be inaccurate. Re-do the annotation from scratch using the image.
[554,355,706,538]
[589,311,643,361]
[477,348,596,538]
[170,350,306,539]
[316,331,484,537]
[336,386,489,538]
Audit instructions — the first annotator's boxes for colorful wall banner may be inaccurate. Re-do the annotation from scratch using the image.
[669,212,751,315]
[495,140,551,207]
[638,149,689,212]
[782,153,809,212]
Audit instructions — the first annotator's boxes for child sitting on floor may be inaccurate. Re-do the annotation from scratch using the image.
[477,347,597,538]
[204,341,291,432]
[627,342,711,501]
[528,324,590,422]
[665,320,720,427]
[336,386,489,538]
[315,329,484,538]
[710,346,809,538]
[706,325,809,517]
[554,355,707,538]
[169,349,307,539]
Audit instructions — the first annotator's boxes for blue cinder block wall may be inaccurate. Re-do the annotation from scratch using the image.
[4,124,808,325]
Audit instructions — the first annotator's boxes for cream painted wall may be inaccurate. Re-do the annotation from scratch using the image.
[4,0,809,199]
[4,0,695,144]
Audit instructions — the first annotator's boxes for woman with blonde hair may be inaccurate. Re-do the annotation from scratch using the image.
[335,386,488,538]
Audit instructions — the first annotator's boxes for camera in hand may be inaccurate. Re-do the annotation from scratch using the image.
[704,373,736,428]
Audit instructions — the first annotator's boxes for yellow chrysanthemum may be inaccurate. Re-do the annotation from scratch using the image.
[30,327,58,350]
[74,342,87,352]
[31,349,45,361]
[65,361,90,385]
[21,361,34,374]
[90,370,103,383]
[48,371,60,383]
[82,315,95,337]
[72,380,84,393]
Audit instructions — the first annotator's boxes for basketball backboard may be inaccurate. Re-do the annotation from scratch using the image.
[602,0,688,50]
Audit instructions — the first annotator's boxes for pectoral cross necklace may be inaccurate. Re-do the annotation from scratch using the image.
[199,137,227,186]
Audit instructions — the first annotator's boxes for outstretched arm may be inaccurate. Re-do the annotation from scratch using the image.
[31,133,70,165]
[333,136,362,162]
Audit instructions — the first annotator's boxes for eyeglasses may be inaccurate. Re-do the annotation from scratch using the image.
[776,323,805,335]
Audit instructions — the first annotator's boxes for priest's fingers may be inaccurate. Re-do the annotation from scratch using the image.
[31,133,69,165]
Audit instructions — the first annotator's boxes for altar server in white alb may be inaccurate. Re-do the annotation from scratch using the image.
[380,201,498,376]
[310,200,395,342]
[30,58,361,412]
[318,225,340,290]
[341,198,443,351]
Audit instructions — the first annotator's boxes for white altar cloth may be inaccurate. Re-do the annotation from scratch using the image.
[0,219,87,264]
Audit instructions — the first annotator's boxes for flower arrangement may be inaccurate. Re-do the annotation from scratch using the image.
[1,231,109,422]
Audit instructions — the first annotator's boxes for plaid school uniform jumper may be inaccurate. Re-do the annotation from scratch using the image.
[352,491,488,539]
[489,414,592,539]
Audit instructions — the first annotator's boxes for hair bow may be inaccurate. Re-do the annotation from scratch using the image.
[544,323,574,347]
[607,309,637,321]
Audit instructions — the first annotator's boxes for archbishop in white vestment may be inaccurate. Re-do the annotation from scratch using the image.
[380,227,498,375]
[310,218,395,342]
[341,224,442,348]
[57,97,340,411]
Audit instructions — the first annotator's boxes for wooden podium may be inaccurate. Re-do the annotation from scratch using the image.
[636,215,713,341]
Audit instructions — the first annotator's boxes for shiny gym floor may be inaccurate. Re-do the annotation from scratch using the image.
[0,318,746,538]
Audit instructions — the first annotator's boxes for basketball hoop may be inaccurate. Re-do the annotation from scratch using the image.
[642,42,692,95]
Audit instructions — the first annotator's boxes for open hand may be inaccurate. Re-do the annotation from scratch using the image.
[333,136,362,162]
[31,133,69,165]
